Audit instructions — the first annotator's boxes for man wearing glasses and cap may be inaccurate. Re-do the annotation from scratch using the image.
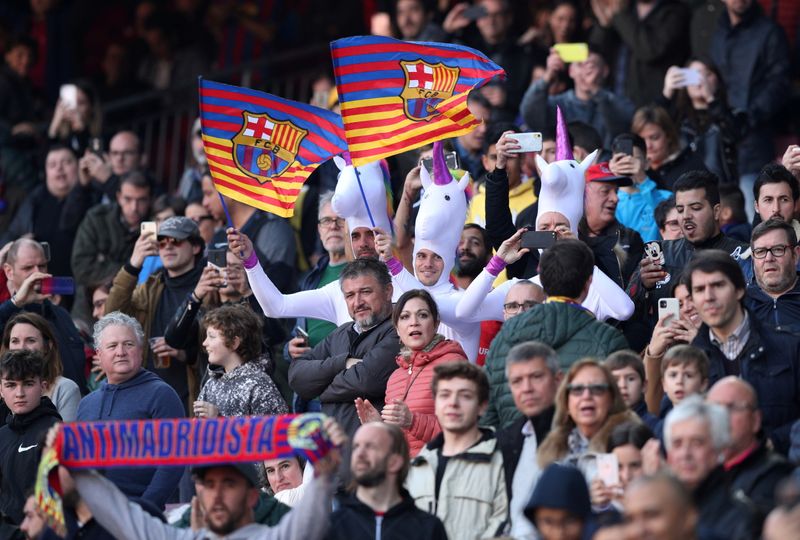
[105,215,207,413]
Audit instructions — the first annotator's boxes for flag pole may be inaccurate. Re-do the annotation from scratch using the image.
[353,165,376,228]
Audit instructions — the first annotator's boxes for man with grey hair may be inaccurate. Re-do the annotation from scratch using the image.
[496,341,561,540]
[664,395,757,540]
[76,311,185,508]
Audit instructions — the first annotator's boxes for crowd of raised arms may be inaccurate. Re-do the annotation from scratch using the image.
[1,0,800,539]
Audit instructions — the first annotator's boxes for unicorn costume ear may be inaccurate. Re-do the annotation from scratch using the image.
[535,154,548,176]
[333,155,347,171]
[420,162,432,190]
[579,149,599,172]
[332,158,393,243]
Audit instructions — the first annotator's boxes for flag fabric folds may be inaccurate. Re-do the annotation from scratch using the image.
[331,35,505,166]
[199,79,347,217]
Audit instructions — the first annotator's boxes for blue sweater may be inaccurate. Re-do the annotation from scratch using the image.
[76,369,185,508]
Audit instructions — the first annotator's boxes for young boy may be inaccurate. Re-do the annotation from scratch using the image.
[604,351,658,430]
[652,345,709,440]
[0,350,61,526]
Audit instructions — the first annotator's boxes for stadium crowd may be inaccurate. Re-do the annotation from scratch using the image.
[1,0,800,539]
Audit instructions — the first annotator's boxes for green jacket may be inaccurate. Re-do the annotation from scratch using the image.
[71,202,138,287]
[482,302,628,430]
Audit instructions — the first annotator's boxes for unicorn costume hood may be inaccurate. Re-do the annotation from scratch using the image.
[535,106,597,235]
[413,141,469,289]
[331,154,394,249]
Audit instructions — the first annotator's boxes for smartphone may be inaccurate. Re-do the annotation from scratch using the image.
[462,5,487,21]
[521,231,556,250]
[89,137,104,157]
[40,241,51,263]
[140,221,157,238]
[553,43,589,64]
[39,277,75,296]
[59,84,78,110]
[207,248,228,287]
[612,138,633,156]
[596,453,620,487]
[507,132,543,153]
[658,298,680,324]
[676,67,702,88]
[420,152,459,174]
[296,327,309,344]
[643,240,664,266]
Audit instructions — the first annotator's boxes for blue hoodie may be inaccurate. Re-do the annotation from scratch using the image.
[76,369,185,508]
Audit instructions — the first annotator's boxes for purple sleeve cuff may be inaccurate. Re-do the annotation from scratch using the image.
[486,255,507,277]
[385,257,403,276]
[243,250,259,269]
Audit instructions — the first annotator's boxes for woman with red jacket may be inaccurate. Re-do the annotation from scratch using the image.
[355,289,468,456]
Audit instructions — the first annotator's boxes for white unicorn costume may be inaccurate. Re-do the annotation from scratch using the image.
[384,142,492,362]
[455,107,634,322]
[246,155,395,325]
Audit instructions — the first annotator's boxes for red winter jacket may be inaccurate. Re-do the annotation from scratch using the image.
[384,338,468,456]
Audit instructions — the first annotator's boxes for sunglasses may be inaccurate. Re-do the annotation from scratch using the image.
[158,237,187,249]
[567,383,610,397]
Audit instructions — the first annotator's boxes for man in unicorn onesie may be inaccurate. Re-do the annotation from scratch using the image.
[454,110,635,326]
[228,155,397,326]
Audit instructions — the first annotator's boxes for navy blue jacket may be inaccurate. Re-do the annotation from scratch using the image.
[692,310,800,454]
[744,276,800,335]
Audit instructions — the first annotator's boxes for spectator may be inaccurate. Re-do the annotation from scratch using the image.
[184,201,219,247]
[524,463,593,540]
[393,0,447,42]
[660,59,740,184]
[707,376,793,515]
[538,359,640,468]
[621,473,699,540]
[581,162,644,288]
[105,217,205,411]
[0,35,39,130]
[1,145,85,279]
[521,48,634,149]
[263,456,309,507]
[76,312,185,508]
[588,0,690,107]
[497,341,561,538]
[454,224,492,290]
[355,289,467,456]
[1,312,80,421]
[46,80,100,156]
[19,495,45,540]
[485,239,629,374]
[529,0,584,50]
[71,171,152,315]
[590,422,653,510]
[709,0,791,196]
[753,163,800,228]
[452,92,491,181]
[0,349,61,526]
[568,121,603,162]
[137,192,188,285]
[603,350,658,430]
[467,126,537,229]
[177,118,206,204]
[194,304,287,419]
[687,250,800,454]
[289,258,401,441]
[654,196,683,240]
[326,422,448,540]
[782,144,800,181]
[52,419,346,539]
[628,171,750,331]
[663,395,757,539]
[745,219,800,332]
[77,130,146,202]
[718,184,751,243]
[632,105,708,191]
[647,345,710,437]
[609,135,671,242]
[406,361,507,540]
[0,238,88,395]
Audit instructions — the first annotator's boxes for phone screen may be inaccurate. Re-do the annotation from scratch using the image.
[521,231,556,250]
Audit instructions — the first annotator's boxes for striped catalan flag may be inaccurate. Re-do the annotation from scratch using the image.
[331,36,505,166]
[199,79,347,217]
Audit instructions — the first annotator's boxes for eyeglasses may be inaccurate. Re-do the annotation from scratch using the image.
[190,215,214,223]
[318,217,345,229]
[752,244,790,259]
[109,150,139,159]
[567,383,610,397]
[158,237,187,249]
[503,300,540,313]
[718,402,755,413]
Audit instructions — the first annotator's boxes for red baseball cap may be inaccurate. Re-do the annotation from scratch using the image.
[585,162,632,186]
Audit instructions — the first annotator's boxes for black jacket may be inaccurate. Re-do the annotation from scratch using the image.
[692,310,800,454]
[579,219,644,289]
[744,276,800,335]
[326,492,448,540]
[0,398,61,524]
[693,466,758,540]
[648,146,710,192]
[497,407,555,502]
[727,439,794,518]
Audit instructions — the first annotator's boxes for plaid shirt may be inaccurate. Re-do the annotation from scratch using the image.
[710,311,751,361]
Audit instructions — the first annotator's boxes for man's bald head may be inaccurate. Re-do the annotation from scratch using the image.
[706,377,761,459]
[109,130,143,175]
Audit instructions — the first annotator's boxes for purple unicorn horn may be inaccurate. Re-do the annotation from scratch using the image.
[555,106,574,161]
[432,141,452,185]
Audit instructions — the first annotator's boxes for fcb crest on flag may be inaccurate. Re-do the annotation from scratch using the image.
[400,60,459,121]
[232,112,308,181]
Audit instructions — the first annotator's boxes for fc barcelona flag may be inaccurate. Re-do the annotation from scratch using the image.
[199,79,347,217]
[331,36,505,166]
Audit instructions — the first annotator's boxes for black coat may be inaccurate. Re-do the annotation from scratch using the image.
[325,492,448,540]
[497,407,555,502]
[727,439,794,518]
[0,398,61,524]
[693,466,758,540]
[744,277,800,335]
